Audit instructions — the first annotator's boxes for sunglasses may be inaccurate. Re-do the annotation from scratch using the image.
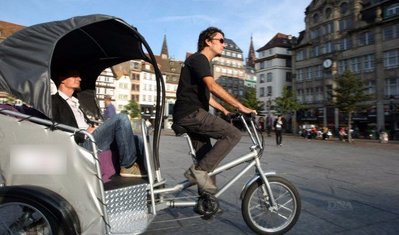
[210,38,225,44]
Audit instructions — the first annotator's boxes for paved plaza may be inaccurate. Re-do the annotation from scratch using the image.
[144,132,399,235]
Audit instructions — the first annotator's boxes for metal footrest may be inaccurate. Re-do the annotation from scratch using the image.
[105,183,153,234]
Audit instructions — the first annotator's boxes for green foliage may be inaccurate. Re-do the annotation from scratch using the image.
[333,70,373,142]
[124,100,141,118]
[242,87,264,112]
[274,87,302,115]
[333,70,373,113]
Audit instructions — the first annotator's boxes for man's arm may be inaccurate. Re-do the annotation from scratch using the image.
[209,96,229,115]
[203,76,255,114]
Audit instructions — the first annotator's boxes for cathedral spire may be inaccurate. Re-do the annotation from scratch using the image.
[161,34,169,59]
[246,35,256,68]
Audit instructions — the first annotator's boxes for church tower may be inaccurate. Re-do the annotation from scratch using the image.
[246,35,256,68]
[161,34,169,59]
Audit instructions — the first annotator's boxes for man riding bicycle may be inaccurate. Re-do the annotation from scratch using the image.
[173,27,256,195]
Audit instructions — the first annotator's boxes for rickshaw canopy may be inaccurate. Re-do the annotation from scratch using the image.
[0,14,150,118]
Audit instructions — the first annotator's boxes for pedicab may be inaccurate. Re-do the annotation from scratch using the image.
[0,14,301,235]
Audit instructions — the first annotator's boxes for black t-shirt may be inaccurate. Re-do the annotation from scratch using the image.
[173,52,212,121]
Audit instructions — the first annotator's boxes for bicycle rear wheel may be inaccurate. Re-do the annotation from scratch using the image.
[242,175,301,234]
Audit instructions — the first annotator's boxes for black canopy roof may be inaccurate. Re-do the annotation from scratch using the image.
[0,14,150,118]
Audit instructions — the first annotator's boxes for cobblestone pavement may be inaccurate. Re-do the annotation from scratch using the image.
[144,132,399,235]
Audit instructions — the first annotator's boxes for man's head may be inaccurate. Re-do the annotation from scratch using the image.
[104,95,112,106]
[57,69,81,92]
[197,27,225,56]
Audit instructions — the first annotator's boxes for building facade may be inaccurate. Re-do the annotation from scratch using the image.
[255,33,293,115]
[292,0,399,139]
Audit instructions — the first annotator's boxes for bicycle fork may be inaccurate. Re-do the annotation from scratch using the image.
[254,157,278,210]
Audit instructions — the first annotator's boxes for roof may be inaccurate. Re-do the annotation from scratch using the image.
[224,38,243,53]
[256,33,292,52]
[0,21,25,40]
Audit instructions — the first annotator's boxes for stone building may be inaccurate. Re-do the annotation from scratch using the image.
[292,0,399,139]
[255,33,293,115]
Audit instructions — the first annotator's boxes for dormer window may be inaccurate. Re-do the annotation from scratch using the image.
[340,2,349,14]
[313,13,320,24]
[325,7,332,18]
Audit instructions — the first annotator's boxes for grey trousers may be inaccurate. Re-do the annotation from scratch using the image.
[175,109,241,172]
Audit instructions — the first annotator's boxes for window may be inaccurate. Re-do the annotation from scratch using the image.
[296,49,306,61]
[314,65,323,80]
[310,28,319,39]
[363,54,375,72]
[259,74,265,83]
[305,67,312,80]
[325,7,332,18]
[325,22,334,34]
[313,13,320,24]
[260,61,265,69]
[339,18,353,31]
[267,72,273,82]
[296,69,304,81]
[339,37,353,50]
[259,87,265,97]
[365,80,376,95]
[358,31,375,46]
[340,2,349,14]
[384,49,399,68]
[311,46,320,57]
[267,86,272,96]
[385,3,399,18]
[383,24,399,40]
[337,60,348,74]
[350,57,361,74]
[385,78,399,96]
[286,72,292,82]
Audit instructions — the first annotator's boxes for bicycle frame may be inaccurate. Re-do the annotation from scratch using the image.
[150,114,278,211]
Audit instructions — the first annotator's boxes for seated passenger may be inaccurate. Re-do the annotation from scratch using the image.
[51,69,146,178]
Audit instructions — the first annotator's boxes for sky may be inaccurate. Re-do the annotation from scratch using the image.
[2,0,312,61]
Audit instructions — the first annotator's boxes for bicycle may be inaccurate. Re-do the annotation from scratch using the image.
[149,112,301,234]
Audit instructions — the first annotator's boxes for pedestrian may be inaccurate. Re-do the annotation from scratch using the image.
[52,69,146,178]
[273,115,284,146]
[266,115,272,137]
[339,127,348,142]
[173,27,256,196]
[103,95,116,120]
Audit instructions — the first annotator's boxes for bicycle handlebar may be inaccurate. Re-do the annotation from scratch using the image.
[225,111,256,122]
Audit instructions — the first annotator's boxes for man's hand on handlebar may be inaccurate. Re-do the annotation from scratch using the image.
[237,104,257,115]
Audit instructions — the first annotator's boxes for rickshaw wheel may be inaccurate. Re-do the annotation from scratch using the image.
[0,186,80,235]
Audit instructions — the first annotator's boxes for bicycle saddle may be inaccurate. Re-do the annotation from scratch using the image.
[171,123,188,136]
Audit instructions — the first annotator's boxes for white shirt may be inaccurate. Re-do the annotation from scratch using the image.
[58,91,89,130]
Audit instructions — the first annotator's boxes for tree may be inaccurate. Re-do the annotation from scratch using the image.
[242,87,264,112]
[274,87,302,115]
[124,100,141,119]
[333,70,373,143]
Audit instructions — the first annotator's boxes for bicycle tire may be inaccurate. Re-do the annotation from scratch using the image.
[241,175,301,234]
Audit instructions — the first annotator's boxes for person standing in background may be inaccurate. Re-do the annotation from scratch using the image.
[103,95,116,120]
[274,115,284,146]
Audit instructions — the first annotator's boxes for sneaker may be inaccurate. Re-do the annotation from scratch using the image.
[120,162,147,178]
[185,165,217,194]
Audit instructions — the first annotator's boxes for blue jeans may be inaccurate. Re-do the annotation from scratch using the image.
[82,113,143,168]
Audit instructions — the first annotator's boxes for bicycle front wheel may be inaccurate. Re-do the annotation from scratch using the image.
[242,175,301,235]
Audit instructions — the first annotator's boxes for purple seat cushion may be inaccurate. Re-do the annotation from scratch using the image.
[99,150,116,183]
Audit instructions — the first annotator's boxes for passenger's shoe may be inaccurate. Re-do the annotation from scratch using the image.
[184,165,217,194]
[120,162,147,178]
